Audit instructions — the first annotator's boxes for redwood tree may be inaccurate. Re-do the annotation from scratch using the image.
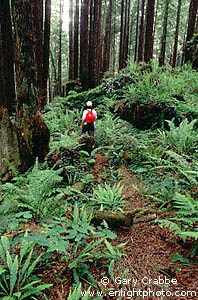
[137,0,145,62]
[0,0,15,114]
[74,0,79,79]
[172,0,182,67]
[80,0,89,90]
[158,0,170,66]
[102,0,112,73]
[144,0,155,63]
[89,0,102,87]
[42,0,51,108]
[123,0,131,66]
[58,0,63,94]
[0,26,4,106]
[119,0,125,69]
[11,0,50,164]
[134,0,140,62]
[184,0,198,63]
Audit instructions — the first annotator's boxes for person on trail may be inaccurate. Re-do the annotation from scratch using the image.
[81,101,97,137]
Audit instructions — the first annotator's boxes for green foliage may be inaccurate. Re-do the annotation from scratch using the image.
[67,284,93,300]
[89,183,124,211]
[0,236,52,299]
[159,118,198,154]
[68,237,126,287]
[1,159,63,219]
[158,191,198,258]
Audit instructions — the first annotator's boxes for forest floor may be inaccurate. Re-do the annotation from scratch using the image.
[36,151,198,299]
[90,152,198,300]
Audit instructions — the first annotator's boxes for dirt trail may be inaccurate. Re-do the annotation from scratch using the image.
[92,152,198,300]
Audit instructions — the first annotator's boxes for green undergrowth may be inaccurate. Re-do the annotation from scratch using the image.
[1,64,198,298]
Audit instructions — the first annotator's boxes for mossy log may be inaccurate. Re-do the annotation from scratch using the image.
[88,208,156,228]
[89,210,134,227]
[110,99,177,130]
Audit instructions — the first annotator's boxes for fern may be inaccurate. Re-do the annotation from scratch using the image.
[1,159,63,219]
[0,236,52,298]
[173,192,198,216]
[161,119,198,154]
[158,192,198,244]
[89,183,124,211]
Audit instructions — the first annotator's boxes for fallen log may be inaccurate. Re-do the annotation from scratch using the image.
[88,208,157,228]
[89,210,134,227]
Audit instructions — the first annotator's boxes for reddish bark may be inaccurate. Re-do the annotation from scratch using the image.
[184,0,198,63]
[33,0,43,109]
[159,0,170,66]
[58,0,63,93]
[69,0,74,80]
[88,0,94,84]
[74,0,79,79]
[10,0,50,169]
[172,0,182,67]
[122,0,130,67]
[119,0,125,70]
[102,0,112,73]
[144,0,155,63]
[134,0,140,62]
[0,0,16,114]
[125,0,131,64]
[0,19,5,106]
[92,0,102,86]
[42,0,51,108]
[138,0,145,62]
[80,0,89,90]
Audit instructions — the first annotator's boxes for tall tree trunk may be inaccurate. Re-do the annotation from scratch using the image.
[119,0,125,70]
[124,0,131,64]
[184,0,198,63]
[80,0,89,90]
[10,0,50,172]
[42,0,51,108]
[0,26,4,106]
[58,0,63,94]
[129,3,136,57]
[153,0,159,42]
[137,0,145,62]
[97,0,102,83]
[33,0,43,110]
[158,0,170,66]
[111,1,116,72]
[122,0,130,67]
[172,0,182,67]
[144,0,155,63]
[134,0,140,62]
[102,0,113,73]
[90,0,102,87]
[74,0,79,79]
[0,0,16,114]
[69,0,74,80]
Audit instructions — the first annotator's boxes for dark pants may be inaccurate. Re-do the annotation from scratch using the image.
[81,123,94,136]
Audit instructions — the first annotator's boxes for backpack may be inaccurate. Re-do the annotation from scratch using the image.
[86,110,95,123]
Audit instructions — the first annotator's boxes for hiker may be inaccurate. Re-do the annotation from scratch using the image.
[81,101,97,137]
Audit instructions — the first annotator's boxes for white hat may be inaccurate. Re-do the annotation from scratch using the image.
[86,101,92,107]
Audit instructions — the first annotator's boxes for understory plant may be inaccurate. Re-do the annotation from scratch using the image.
[89,183,124,211]
[0,236,52,299]
[158,192,198,258]
[159,118,198,154]
[0,159,63,219]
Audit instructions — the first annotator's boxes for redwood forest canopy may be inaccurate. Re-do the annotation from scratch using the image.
[1,0,198,107]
